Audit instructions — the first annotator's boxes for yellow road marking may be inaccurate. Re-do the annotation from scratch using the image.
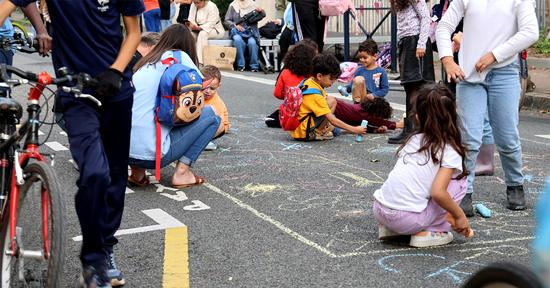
[163,227,189,288]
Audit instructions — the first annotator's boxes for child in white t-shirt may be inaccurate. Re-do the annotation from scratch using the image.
[372,83,472,248]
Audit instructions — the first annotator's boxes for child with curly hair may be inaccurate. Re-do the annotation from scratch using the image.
[334,98,404,133]
[265,39,318,128]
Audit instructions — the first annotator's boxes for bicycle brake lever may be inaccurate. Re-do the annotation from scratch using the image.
[78,93,102,107]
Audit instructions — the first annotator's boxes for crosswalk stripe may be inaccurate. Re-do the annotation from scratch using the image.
[45,141,68,151]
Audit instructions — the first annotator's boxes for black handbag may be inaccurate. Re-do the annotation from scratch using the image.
[237,10,266,26]
[259,22,282,39]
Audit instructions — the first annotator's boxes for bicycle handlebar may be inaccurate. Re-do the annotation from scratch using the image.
[0,64,102,107]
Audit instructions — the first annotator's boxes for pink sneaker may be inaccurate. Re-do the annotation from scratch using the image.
[409,231,454,248]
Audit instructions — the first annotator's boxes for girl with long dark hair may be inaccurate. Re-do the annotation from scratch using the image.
[129,24,220,188]
[373,84,471,248]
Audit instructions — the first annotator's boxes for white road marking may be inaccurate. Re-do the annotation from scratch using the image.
[204,183,339,257]
[222,72,405,111]
[535,134,550,140]
[60,131,67,136]
[126,187,134,194]
[38,130,45,136]
[72,209,184,241]
[204,182,534,258]
[44,141,68,151]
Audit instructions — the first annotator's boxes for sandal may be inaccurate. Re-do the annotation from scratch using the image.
[172,175,206,189]
[127,174,150,187]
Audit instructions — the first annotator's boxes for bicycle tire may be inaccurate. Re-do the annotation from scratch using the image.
[0,161,65,288]
[462,261,544,288]
[10,22,29,40]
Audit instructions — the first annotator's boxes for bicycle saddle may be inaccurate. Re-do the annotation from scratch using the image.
[0,97,23,119]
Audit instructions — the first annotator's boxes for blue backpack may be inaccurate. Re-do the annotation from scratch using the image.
[154,50,204,180]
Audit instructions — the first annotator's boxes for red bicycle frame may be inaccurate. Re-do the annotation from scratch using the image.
[6,71,52,259]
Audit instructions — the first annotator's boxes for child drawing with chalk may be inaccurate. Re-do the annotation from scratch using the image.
[372,83,473,248]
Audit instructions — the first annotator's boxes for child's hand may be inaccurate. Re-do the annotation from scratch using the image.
[442,56,465,82]
[353,126,367,135]
[376,126,388,133]
[416,48,426,59]
[452,216,472,237]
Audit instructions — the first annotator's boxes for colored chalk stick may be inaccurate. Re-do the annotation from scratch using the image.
[474,203,492,218]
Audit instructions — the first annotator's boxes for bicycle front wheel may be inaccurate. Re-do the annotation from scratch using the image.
[0,161,65,288]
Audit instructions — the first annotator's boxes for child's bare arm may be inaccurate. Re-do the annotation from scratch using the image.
[325,113,366,135]
[431,167,471,236]
[111,15,141,73]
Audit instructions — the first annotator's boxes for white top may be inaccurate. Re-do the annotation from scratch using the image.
[189,1,225,34]
[373,134,463,213]
[436,0,539,83]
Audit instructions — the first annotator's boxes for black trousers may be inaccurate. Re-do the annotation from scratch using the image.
[293,0,326,52]
[61,94,133,266]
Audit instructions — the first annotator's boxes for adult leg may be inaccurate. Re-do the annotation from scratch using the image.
[293,0,323,52]
[278,27,293,63]
[486,64,525,210]
[196,30,208,65]
[100,97,133,254]
[232,33,246,70]
[456,81,488,215]
[61,97,111,267]
[161,107,220,185]
[247,37,259,70]
[143,10,155,32]
[387,80,423,144]
[475,114,495,176]
[151,8,162,32]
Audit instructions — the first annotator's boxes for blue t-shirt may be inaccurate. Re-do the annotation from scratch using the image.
[10,0,145,100]
[347,65,389,97]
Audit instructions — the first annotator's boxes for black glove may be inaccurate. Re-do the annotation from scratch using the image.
[95,68,123,99]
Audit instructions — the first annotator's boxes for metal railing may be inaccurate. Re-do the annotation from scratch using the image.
[342,7,398,73]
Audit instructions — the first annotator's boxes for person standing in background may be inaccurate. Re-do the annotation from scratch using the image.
[437,0,539,214]
[159,0,176,30]
[144,0,162,32]
[292,0,326,52]
[188,0,225,67]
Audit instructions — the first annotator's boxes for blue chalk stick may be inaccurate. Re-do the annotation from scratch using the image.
[474,203,492,218]
[356,120,368,142]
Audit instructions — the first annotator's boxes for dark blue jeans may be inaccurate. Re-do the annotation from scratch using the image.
[143,8,162,32]
[61,94,133,266]
[129,106,220,168]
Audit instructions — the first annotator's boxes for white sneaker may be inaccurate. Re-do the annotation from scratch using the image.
[409,231,454,248]
[205,142,217,151]
[378,225,402,240]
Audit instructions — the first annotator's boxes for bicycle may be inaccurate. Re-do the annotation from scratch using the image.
[0,55,100,286]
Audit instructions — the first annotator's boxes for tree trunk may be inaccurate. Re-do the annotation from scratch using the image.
[547,0,550,38]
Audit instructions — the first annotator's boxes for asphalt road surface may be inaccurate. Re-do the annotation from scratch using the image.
[7,53,550,287]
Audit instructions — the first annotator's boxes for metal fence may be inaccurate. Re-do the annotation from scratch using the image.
[329,0,548,35]
[327,0,393,37]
